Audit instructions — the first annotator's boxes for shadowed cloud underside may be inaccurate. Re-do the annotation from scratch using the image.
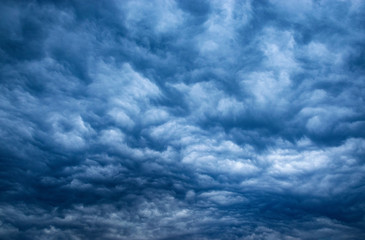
[0,0,365,239]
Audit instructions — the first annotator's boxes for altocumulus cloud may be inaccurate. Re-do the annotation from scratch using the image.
[0,0,365,239]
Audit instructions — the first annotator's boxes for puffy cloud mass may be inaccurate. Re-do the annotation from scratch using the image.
[0,0,365,239]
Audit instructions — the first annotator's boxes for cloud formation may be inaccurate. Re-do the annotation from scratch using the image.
[0,0,364,239]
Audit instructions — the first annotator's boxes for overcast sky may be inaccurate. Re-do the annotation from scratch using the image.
[0,0,365,239]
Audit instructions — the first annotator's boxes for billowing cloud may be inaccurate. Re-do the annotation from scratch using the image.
[0,0,364,239]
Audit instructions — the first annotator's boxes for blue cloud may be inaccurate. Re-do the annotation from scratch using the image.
[0,0,365,239]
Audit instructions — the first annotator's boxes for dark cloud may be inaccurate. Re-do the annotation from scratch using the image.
[1,0,365,239]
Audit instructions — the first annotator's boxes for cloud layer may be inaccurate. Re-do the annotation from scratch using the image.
[1,0,365,239]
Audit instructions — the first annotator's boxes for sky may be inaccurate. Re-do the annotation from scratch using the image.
[0,0,365,239]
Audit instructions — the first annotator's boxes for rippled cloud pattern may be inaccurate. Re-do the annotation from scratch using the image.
[1,0,365,239]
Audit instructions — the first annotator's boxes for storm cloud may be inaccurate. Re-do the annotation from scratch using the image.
[0,0,365,239]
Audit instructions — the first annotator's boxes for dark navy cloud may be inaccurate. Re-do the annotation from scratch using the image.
[1,0,365,239]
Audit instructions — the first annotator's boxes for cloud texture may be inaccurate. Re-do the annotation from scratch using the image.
[0,0,365,239]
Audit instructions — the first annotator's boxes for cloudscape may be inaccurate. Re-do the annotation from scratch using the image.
[0,0,365,239]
